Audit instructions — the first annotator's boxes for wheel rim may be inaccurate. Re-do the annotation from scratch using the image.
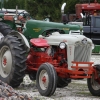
[91,72,100,90]
[39,70,49,90]
[0,46,12,78]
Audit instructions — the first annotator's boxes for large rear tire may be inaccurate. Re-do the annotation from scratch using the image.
[0,35,27,88]
[36,63,57,96]
[0,22,13,36]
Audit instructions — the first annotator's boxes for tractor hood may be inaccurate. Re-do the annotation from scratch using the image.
[45,33,92,45]
[27,19,81,31]
[24,19,82,39]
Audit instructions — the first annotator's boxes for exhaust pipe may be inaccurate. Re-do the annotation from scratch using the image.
[80,13,84,18]
[61,3,66,14]
[14,5,18,20]
[61,3,68,24]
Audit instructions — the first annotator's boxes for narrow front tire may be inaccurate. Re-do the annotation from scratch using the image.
[36,63,57,96]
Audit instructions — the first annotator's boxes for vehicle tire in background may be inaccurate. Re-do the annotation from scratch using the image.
[57,77,71,88]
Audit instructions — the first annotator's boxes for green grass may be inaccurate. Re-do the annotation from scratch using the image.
[76,91,92,96]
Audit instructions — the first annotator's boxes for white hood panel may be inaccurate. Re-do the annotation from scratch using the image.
[45,34,92,45]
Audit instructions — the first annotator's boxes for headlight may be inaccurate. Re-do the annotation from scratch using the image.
[59,42,66,49]
[82,38,87,44]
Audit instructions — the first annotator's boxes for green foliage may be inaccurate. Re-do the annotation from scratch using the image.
[4,0,25,9]
[64,0,79,13]
[2,0,100,21]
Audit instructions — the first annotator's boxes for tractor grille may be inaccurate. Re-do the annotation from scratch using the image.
[74,43,91,62]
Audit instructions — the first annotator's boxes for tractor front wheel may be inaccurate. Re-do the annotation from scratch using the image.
[87,71,100,96]
[36,63,57,96]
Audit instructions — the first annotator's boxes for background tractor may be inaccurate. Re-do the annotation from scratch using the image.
[68,0,100,21]
[75,0,100,19]
[0,3,83,38]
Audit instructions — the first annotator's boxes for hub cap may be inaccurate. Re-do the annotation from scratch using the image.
[39,70,49,90]
[0,46,12,78]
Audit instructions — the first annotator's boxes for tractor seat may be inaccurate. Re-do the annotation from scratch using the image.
[30,38,49,47]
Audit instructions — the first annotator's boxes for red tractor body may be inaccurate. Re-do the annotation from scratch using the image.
[26,38,95,79]
[25,30,100,93]
[26,38,53,71]
[0,27,100,96]
[75,0,100,18]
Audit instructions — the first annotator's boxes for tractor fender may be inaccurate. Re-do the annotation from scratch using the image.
[8,31,30,52]
[1,20,16,30]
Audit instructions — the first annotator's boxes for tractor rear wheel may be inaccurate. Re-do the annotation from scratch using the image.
[87,70,100,96]
[36,63,57,96]
[0,22,13,37]
[0,35,27,88]
[57,77,71,88]
[29,71,37,80]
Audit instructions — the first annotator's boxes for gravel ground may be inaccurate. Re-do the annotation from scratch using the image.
[13,54,100,100]
[0,80,32,100]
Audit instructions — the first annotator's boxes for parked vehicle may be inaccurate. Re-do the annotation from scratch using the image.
[77,0,100,17]
[0,3,83,37]
[83,15,100,53]
[69,0,100,21]
[0,8,31,32]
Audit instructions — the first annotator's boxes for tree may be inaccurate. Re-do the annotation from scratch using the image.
[26,0,63,21]
[2,0,80,21]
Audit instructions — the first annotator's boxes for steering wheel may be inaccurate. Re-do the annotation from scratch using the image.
[18,11,26,18]
[42,29,65,37]
[16,11,27,22]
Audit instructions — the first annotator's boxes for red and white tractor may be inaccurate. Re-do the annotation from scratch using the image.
[0,28,100,96]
